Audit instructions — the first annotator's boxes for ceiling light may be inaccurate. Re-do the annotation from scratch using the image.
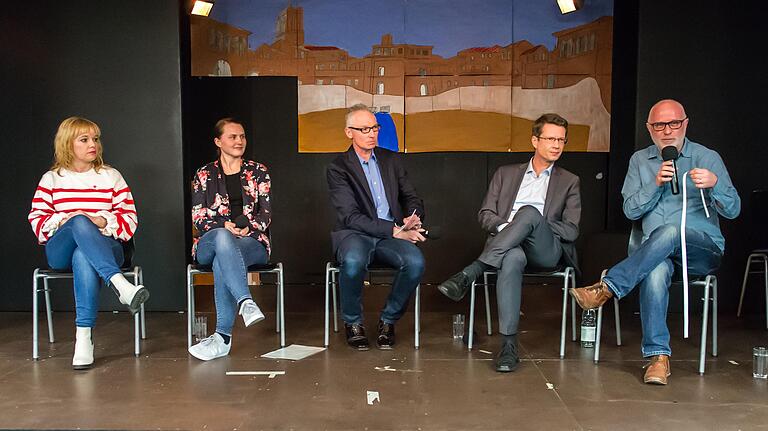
[191,1,214,17]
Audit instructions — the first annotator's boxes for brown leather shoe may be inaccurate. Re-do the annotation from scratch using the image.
[569,281,613,310]
[643,355,671,385]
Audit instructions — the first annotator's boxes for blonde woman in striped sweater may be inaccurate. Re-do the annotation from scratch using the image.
[28,117,149,370]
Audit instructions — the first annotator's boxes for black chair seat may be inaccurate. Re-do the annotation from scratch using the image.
[190,262,281,272]
[329,261,400,272]
[523,265,567,276]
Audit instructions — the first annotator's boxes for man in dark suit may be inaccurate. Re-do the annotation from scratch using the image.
[438,113,581,372]
[327,104,426,351]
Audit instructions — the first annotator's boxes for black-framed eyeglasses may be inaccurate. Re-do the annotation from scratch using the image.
[536,136,567,145]
[348,124,381,134]
[648,117,688,132]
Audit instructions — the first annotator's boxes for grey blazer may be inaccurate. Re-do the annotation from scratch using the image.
[478,163,582,274]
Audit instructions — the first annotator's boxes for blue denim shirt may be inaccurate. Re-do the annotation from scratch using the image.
[357,152,394,221]
[621,138,740,252]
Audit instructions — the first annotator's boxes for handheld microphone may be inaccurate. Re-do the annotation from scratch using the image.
[661,146,680,195]
[422,226,441,240]
[234,214,250,229]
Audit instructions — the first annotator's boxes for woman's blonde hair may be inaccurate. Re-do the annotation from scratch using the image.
[51,116,105,173]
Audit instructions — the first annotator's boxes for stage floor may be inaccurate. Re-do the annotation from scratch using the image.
[1,305,767,430]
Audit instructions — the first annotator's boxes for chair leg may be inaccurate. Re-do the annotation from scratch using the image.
[559,274,569,359]
[331,270,339,333]
[594,304,603,363]
[737,255,753,317]
[43,278,54,343]
[278,264,286,347]
[134,309,140,357]
[613,298,622,346]
[324,263,331,347]
[699,276,711,375]
[187,264,194,349]
[712,277,718,357]
[32,270,40,360]
[275,270,281,334]
[570,278,577,342]
[138,267,146,339]
[414,284,420,349]
[483,272,492,336]
[764,257,768,329]
[468,281,476,351]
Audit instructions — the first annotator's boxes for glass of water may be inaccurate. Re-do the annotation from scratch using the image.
[754,347,768,379]
[452,314,465,339]
[193,315,208,343]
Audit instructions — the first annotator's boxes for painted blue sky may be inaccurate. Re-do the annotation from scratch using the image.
[211,0,613,58]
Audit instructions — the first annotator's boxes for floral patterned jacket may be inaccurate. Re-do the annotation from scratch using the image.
[191,159,271,258]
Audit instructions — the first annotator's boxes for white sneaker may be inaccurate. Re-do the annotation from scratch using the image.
[188,333,231,361]
[239,299,265,327]
[72,327,94,370]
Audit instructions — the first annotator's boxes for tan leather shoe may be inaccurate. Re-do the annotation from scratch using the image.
[569,281,614,310]
[643,355,671,385]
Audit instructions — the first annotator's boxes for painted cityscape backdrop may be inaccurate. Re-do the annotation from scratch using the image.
[190,0,614,153]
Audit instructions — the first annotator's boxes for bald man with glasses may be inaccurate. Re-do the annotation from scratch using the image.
[438,113,582,373]
[570,99,741,385]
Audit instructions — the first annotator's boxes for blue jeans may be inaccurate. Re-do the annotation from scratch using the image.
[45,215,125,328]
[336,233,425,325]
[196,228,268,336]
[603,224,722,357]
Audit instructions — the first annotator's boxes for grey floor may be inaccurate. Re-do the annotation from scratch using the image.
[2,293,768,430]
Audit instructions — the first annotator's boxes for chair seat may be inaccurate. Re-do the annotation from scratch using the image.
[481,265,568,277]
[37,264,136,276]
[190,262,281,272]
[329,261,399,272]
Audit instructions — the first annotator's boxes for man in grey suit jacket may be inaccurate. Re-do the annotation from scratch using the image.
[438,113,582,372]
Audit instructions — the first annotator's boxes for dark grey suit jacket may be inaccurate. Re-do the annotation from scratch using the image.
[478,163,581,273]
[326,146,424,255]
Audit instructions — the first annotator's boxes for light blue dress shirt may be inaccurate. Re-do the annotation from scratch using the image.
[622,138,740,252]
[498,160,553,232]
[358,152,394,221]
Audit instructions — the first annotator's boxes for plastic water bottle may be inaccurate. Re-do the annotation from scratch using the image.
[580,309,596,348]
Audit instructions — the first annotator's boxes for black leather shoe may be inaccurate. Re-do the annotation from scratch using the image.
[376,320,395,349]
[345,323,370,351]
[495,337,520,373]
[437,271,472,302]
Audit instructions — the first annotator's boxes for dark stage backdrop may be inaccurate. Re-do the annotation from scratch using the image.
[0,2,187,311]
[184,77,610,311]
[3,0,765,315]
[627,0,768,313]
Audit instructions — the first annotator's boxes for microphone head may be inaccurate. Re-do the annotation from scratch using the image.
[661,146,679,161]
[423,226,441,240]
[234,214,250,229]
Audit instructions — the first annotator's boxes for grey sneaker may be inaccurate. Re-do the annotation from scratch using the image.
[239,300,265,327]
[188,333,231,361]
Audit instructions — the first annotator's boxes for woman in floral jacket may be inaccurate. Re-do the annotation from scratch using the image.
[188,118,272,361]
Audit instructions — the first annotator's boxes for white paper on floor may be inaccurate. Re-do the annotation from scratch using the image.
[367,390,380,405]
[226,371,285,378]
[729,360,739,365]
[374,365,423,373]
[478,350,493,355]
[261,344,326,361]
[546,383,555,390]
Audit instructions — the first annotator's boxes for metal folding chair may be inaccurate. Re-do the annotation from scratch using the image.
[186,262,285,348]
[467,266,578,358]
[324,261,420,348]
[32,239,146,360]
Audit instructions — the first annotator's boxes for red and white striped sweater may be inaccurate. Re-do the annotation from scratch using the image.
[28,166,138,243]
